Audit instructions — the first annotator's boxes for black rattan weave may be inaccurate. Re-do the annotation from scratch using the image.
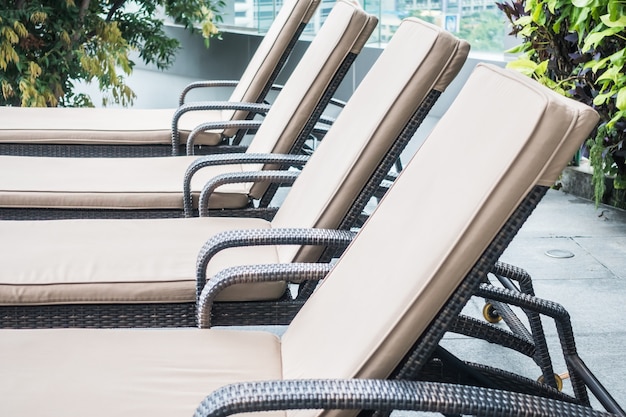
[193,379,617,417]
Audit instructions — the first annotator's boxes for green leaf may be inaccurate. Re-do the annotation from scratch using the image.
[531,5,546,25]
[616,87,626,111]
[582,27,623,52]
[600,13,626,28]
[596,65,621,82]
[593,91,614,106]
[608,0,625,20]
[572,7,590,33]
[572,0,594,7]
[584,53,612,73]
[506,58,538,76]
[607,109,626,128]
[609,48,626,65]
[514,15,533,27]
[535,59,549,76]
[505,43,529,54]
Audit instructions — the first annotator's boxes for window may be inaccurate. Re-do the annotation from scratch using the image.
[218,0,510,55]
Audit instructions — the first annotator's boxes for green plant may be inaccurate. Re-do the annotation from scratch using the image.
[496,0,626,207]
[0,0,223,108]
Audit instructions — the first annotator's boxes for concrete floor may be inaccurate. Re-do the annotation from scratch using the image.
[441,188,626,411]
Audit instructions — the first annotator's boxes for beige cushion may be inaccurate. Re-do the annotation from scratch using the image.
[0,328,283,417]
[0,217,288,304]
[245,0,378,173]
[280,63,599,405]
[271,17,470,262]
[0,155,253,209]
[0,0,374,211]
[0,0,321,145]
[221,0,321,137]
[0,107,224,145]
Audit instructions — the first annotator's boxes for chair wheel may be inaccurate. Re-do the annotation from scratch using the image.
[482,302,502,323]
[537,373,565,391]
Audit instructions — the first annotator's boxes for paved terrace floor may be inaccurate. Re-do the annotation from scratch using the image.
[441,187,626,410]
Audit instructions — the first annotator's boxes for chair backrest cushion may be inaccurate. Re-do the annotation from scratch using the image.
[270,17,469,263]
[280,64,599,417]
[244,0,377,177]
[222,0,321,136]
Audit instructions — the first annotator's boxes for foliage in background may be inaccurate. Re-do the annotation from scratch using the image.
[409,9,506,54]
[0,0,223,108]
[496,0,626,207]
[457,10,506,53]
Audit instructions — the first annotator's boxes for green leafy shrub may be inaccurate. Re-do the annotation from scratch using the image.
[496,0,626,207]
[0,0,223,107]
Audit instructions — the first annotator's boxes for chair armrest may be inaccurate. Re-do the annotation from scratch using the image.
[198,170,300,216]
[193,379,615,417]
[179,80,240,105]
[197,263,333,328]
[187,120,263,155]
[195,228,356,299]
[183,153,310,216]
[171,101,272,154]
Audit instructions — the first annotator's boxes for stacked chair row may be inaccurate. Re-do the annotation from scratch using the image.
[0,6,469,328]
[0,0,323,157]
[0,3,624,417]
[0,0,377,220]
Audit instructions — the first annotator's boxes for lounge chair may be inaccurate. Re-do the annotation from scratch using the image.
[0,0,377,220]
[0,0,325,157]
[0,17,469,328]
[2,63,621,417]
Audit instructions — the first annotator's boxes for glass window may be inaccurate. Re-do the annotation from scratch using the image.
[218,0,510,55]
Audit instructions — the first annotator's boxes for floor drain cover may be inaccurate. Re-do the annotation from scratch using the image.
[545,249,575,258]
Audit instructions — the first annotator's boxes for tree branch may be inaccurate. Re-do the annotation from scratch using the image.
[106,0,127,22]
[78,0,91,23]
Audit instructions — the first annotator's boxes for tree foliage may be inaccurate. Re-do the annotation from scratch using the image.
[496,0,626,206]
[0,0,223,107]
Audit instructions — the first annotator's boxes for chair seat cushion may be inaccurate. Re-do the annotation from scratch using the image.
[0,217,287,304]
[0,155,254,209]
[0,107,223,145]
[0,328,284,417]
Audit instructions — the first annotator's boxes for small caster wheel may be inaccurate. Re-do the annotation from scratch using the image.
[482,302,502,323]
[537,373,566,391]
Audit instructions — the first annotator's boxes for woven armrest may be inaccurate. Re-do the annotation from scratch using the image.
[186,120,264,155]
[196,228,356,299]
[183,153,310,216]
[198,263,333,328]
[193,379,617,417]
[179,80,241,105]
[171,101,272,152]
[199,170,299,216]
